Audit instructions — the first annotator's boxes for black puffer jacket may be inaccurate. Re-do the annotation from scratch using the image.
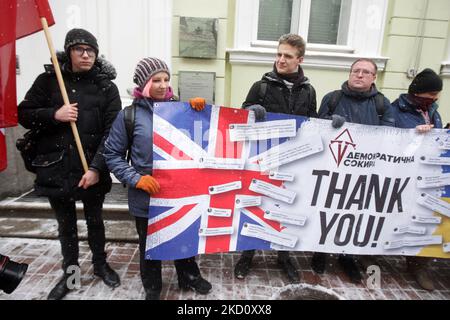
[18,53,122,199]
[242,67,317,117]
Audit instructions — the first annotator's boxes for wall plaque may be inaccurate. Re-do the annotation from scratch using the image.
[178,71,215,105]
[179,17,218,59]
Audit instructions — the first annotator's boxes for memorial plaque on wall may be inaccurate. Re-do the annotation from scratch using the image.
[179,17,218,59]
[178,71,215,105]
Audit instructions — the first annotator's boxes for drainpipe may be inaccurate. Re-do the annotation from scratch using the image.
[407,0,430,78]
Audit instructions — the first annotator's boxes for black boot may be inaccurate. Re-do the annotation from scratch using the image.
[94,263,121,288]
[234,253,254,279]
[145,287,161,300]
[178,273,212,294]
[278,257,300,283]
[47,274,72,300]
[338,255,362,283]
[311,252,327,274]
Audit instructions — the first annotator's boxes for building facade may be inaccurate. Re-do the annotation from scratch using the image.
[1,0,449,197]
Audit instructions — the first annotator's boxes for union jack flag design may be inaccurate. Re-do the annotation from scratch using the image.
[146,102,308,260]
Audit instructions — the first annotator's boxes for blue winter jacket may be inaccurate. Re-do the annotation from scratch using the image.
[318,82,395,127]
[104,98,155,218]
[391,93,442,129]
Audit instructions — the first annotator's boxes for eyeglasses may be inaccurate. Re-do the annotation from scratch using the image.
[72,46,96,58]
[351,69,375,76]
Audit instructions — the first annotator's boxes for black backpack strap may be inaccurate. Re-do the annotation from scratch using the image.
[374,92,386,118]
[307,84,315,117]
[327,90,343,116]
[123,104,136,164]
[327,90,385,119]
[258,82,268,105]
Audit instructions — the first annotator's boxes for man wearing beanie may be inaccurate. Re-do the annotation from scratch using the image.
[18,28,121,299]
[391,69,443,291]
[234,34,317,284]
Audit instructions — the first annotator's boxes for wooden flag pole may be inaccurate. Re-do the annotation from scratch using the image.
[40,17,88,173]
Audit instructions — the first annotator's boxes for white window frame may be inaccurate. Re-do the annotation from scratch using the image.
[95,0,172,106]
[441,37,450,77]
[228,0,390,71]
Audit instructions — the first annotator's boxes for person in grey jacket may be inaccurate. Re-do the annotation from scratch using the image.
[104,57,210,300]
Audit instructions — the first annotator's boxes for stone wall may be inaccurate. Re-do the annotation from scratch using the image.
[0,126,34,199]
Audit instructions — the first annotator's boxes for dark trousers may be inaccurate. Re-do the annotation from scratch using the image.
[135,216,200,291]
[241,249,290,261]
[49,194,107,272]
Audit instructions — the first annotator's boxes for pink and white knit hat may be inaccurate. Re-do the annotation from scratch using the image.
[133,57,170,89]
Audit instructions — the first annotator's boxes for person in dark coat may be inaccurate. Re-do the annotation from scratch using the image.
[18,28,121,300]
[234,34,317,283]
[391,68,444,291]
[313,58,395,283]
[104,57,211,300]
[392,68,443,132]
[242,37,317,119]
[318,60,394,126]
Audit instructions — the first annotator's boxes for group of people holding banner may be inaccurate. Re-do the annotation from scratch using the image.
[17,28,444,300]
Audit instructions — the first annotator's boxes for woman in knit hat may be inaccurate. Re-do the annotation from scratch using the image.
[391,68,444,291]
[103,57,209,300]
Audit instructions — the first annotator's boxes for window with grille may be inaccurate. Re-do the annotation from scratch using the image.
[257,0,352,45]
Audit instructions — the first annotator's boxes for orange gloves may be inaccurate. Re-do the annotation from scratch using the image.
[189,97,206,111]
[136,175,160,195]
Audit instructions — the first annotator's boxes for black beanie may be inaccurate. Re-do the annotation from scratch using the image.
[408,68,443,94]
[64,28,99,58]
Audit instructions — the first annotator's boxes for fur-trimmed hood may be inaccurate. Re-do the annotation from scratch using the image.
[44,51,117,80]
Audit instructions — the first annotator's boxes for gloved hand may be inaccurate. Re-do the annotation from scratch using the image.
[136,175,160,195]
[247,104,266,121]
[189,97,206,111]
[331,114,346,129]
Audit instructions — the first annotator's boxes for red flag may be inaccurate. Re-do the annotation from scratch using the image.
[0,0,54,172]
[0,129,6,172]
[0,0,55,128]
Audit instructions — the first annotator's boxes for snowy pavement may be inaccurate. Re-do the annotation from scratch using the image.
[1,237,450,300]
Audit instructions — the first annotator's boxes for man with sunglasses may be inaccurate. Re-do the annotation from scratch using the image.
[18,28,121,299]
[313,58,395,283]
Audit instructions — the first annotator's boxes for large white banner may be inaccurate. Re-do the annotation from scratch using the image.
[146,103,450,260]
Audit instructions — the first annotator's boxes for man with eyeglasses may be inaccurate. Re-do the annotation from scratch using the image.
[313,58,395,283]
[18,28,122,299]
[318,58,395,128]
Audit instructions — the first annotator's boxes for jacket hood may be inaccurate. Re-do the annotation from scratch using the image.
[46,51,117,80]
[132,96,179,111]
[263,65,310,87]
[396,93,439,115]
[341,81,379,100]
